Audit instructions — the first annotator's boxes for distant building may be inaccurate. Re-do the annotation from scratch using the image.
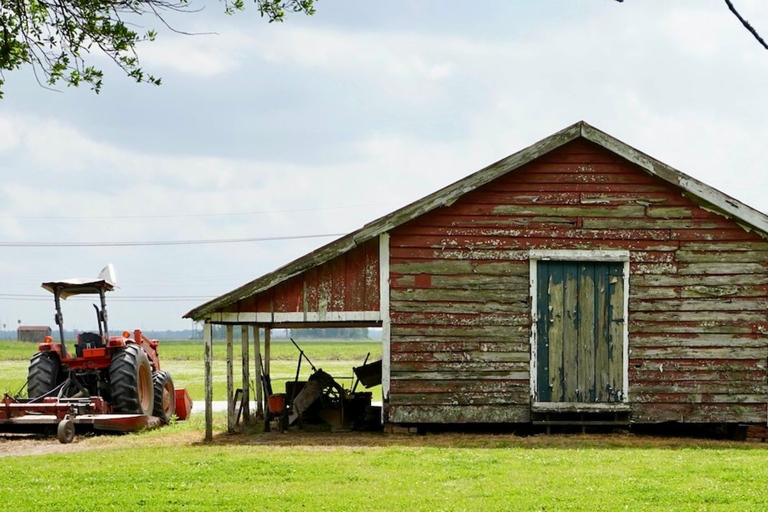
[17,326,52,343]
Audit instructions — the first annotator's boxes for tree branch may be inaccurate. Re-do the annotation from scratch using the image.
[724,0,768,50]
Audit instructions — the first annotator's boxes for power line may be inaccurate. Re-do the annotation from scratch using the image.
[0,294,213,302]
[0,202,396,220]
[0,232,345,248]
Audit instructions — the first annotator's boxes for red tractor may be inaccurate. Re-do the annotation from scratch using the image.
[26,265,177,425]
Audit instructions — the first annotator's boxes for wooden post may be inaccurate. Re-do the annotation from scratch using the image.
[254,326,263,416]
[226,325,234,434]
[264,327,271,376]
[264,327,272,433]
[203,321,213,442]
[241,325,251,425]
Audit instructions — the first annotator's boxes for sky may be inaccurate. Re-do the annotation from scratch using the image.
[0,0,767,332]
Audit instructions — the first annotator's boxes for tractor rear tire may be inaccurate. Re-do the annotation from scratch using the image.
[109,344,154,415]
[27,351,61,399]
[152,371,176,424]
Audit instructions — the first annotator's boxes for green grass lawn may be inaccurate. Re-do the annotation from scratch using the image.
[1,427,768,512]
[0,339,382,401]
[3,340,768,511]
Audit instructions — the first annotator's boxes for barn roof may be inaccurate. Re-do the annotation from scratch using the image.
[185,120,768,321]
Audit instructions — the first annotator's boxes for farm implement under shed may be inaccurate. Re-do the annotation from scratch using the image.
[0,265,191,443]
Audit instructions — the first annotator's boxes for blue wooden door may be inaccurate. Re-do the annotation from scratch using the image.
[536,261,625,403]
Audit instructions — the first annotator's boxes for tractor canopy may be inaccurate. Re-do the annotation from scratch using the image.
[42,264,117,299]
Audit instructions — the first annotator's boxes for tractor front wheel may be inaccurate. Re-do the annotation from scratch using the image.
[57,418,75,444]
[109,345,154,415]
[27,351,61,399]
[152,371,176,424]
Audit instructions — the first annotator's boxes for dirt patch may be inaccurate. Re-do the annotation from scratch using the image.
[2,427,764,458]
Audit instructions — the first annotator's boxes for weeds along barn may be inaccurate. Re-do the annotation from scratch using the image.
[186,121,768,434]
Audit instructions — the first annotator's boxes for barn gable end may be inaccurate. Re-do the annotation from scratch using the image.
[386,138,768,424]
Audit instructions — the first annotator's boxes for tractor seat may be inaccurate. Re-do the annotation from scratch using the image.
[76,332,105,357]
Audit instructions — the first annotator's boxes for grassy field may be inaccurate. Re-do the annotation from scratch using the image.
[1,423,768,511]
[3,340,768,510]
[0,339,382,401]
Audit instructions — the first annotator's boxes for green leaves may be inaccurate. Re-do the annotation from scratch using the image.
[0,0,317,97]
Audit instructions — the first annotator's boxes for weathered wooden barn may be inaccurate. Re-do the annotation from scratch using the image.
[186,121,768,439]
[17,325,52,343]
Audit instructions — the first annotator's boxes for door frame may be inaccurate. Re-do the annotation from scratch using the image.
[528,249,630,409]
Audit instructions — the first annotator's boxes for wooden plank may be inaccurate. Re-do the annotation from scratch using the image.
[389,389,531,406]
[630,393,767,404]
[391,300,527,315]
[226,325,234,434]
[680,242,768,252]
[680,284,768,298]
[391,325,522,339]
[630,299,768,312]
[630,382,768,394]
[548,264,565,402]
[562,264,579,402]
[391,274,528,291]
[594,264,611,401]
[390,260,475,275]
[630,347,767,359]
[629,262,678,275]
[582,218,729,230]
[630,370,765,383]
[388,404,531,423]
[578,263,596,402]
[391,361,529,373]
[391,340,530,351]
[678,263,767,275]
[253,326,262,416]
[241,325,250,425]
[632,274,768,287]
[391,288,518,303]
[630,322,760,335]
[631,311,767,323]
[391,370,530,380]
[631,286,679,300]
[391,312,528,328]
[608,265,625,401]
[391,379,529,394]
[676,250,768,263]
[390,247,531,261]
[363,237,380,310]
[629,359,762,372]
[391,351,529,363]
[492,204,647,217]
[645,206,695,218]
[203,322,213,442]
[630,334,768,348]
[631,402,766,423]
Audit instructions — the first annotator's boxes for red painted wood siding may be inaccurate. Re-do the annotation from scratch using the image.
[224,238,380,315]
[388,138,768,424]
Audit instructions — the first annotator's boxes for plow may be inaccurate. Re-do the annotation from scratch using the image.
[0,265,191,443]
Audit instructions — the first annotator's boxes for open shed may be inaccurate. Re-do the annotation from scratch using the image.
[186,121,768,439]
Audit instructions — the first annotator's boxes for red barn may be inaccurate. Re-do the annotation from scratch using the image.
[186,121,768,438]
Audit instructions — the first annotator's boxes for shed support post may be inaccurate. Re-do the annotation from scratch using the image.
[204,321,213,442]
[226,325,235,434]
[254,326,263,417]
[265,327,271,376]
[379,232,391,425]
[241,325,251,425]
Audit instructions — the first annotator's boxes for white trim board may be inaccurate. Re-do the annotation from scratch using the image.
[207,311,382,324]
[529,250,630,404]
